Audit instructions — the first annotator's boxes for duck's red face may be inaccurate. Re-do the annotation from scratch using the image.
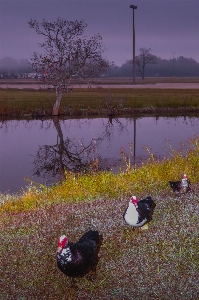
[130,196,138,205]
[57,235,68,253]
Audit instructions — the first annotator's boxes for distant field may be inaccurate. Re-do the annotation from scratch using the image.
[0,78,199,117]
[0,76,199,85]
[1,88,199,117]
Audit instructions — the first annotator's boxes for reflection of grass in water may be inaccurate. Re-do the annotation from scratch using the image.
[0,136,199,299]
[1,88,199,116]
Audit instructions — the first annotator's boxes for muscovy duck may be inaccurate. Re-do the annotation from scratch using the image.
[57,230,103,287]
[123,196,156,228]
[169,174,191,194]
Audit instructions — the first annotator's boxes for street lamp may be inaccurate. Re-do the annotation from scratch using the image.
[172,52,176,77]
[130,5,137,84]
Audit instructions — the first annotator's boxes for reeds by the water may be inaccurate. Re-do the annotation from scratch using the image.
[1,135,198,212]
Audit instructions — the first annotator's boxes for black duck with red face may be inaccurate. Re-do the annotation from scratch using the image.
[57,230,103,287]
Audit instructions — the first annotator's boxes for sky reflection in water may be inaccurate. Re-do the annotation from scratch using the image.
[0,116,198,194]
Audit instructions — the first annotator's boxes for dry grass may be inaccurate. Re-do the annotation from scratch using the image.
[0,193,198,300]
[0,136,199,299]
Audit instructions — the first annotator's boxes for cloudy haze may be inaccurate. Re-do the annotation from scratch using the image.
[0,0,199,66]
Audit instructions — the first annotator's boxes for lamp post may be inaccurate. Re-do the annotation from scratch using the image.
[172,52,176,77]
[130,5,137,84]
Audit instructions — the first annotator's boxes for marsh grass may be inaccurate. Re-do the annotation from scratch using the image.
[1,88,199,117]
[0,137,199,299]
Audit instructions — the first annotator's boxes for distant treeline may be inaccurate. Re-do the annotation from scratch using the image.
[0,57,33,78]
[108,56,199,78]
[0,56,199,78]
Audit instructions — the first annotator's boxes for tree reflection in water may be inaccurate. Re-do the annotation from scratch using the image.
[32,117,102,183]
[32,116,129,184]
[101,116,129,142]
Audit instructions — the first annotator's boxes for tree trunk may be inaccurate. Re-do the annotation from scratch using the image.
[52,116,66,176]
[52,88,63,116]
[142,66,145,80]
[52,116,64,145]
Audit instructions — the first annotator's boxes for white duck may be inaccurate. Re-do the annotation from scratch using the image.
[123,196,156,227]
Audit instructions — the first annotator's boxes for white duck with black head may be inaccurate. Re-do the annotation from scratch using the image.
[123,196,156,227]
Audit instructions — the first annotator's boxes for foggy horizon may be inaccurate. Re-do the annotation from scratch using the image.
[0,0,199,66]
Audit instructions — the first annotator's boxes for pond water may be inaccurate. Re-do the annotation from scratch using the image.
[0,116,198,194]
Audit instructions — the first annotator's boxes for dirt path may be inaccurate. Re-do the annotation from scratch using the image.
[1,82,199,89]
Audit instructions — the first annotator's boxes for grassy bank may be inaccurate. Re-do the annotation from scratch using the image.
[1,136,199,212]
[1,87,199,117]
[0,137,199,299]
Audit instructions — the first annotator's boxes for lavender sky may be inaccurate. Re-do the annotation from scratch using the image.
[0,0,199,66]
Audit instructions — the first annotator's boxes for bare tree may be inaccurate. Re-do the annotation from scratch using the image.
[135,47,157,79]
[28,18,112,116]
